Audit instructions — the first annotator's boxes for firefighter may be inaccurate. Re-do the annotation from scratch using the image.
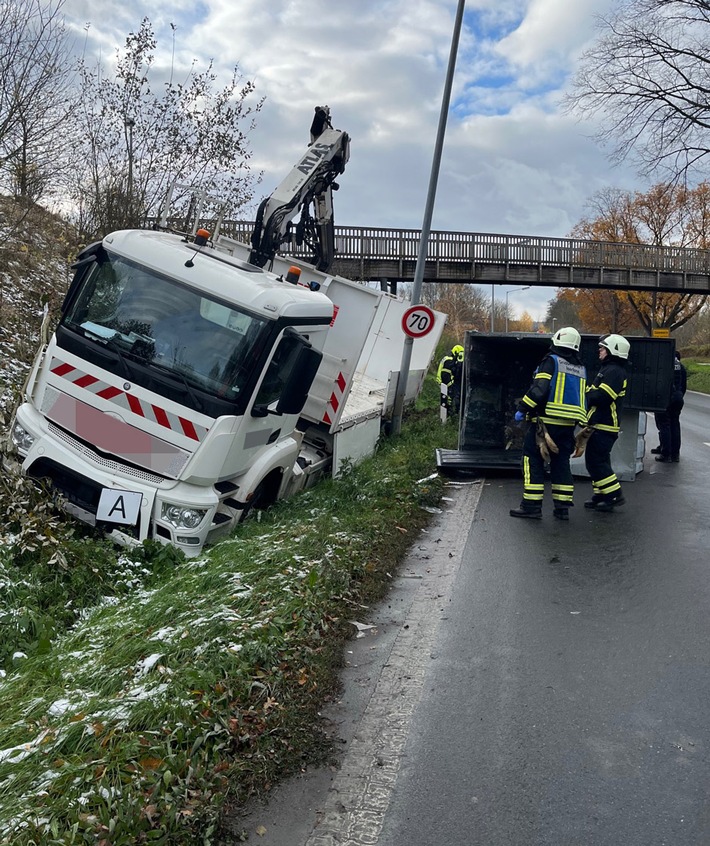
[584,333,630,511]
[509,327,587,521]
[437,344,465,415]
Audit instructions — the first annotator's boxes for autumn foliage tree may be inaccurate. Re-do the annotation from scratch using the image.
[556,288,640,336]
[557,183,709,335]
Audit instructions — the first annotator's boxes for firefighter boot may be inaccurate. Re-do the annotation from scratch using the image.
[509,503,542,520]
[553,507,569,521]
[595,494,626,512]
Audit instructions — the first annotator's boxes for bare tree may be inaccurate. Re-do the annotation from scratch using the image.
[70,18,264,239]
[566,0,710,182]
[0,0,76,202]
[423,283,491,337]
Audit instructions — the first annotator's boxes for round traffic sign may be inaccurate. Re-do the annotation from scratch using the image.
[401,304,436,338]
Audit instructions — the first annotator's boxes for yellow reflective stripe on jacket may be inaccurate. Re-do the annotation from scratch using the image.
[587,378,626,432]
[521,373,551,409]
[543,358,587,423]
[537,414,577,426]
[599,382,620,400]
[437,356,454,385]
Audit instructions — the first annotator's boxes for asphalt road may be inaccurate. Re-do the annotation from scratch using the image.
[230,392,710,846]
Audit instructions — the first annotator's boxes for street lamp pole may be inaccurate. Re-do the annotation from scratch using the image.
[390,0,465,436]
[505,285,531,333]
[552,317,557,334]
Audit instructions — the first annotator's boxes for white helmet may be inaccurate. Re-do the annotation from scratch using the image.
[552,326,581,352]
[599,333,630,360]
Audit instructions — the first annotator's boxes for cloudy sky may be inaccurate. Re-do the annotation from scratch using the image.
[59,0,644,321]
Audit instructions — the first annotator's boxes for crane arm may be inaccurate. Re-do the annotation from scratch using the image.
[249,106,350,272]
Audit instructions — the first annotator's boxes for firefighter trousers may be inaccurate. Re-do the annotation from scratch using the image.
[584,429,622,501]
[520,422,576,509]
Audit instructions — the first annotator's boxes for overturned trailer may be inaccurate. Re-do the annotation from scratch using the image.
[437,332,675,481]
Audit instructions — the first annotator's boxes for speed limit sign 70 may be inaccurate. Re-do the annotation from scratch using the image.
[401,304,435,338]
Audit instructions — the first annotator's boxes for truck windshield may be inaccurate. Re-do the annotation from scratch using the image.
[61,251,270,408]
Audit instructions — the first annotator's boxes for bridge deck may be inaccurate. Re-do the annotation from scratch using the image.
[221,222,710,294]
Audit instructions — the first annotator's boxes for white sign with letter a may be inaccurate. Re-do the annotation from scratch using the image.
[97,488,142,525]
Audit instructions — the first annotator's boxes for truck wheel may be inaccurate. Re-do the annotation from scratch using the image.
[240,478,272,523]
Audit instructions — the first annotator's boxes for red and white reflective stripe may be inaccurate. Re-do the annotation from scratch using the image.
[322,371,347,426]
[49,358,208,442]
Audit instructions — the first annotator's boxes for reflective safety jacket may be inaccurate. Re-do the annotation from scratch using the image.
[437,353,463,389]
[586,359,627,432]
[519,351,587,426]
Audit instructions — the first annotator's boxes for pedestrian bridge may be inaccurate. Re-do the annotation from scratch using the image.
[222,222,710,295]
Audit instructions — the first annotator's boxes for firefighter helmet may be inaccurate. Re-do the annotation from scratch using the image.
[599,333,630,360]
[551,327,581,352]
[452,344,464,361]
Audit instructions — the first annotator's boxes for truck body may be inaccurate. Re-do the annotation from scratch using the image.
[6,113,444,556]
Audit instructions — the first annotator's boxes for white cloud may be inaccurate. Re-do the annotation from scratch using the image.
[496,0,613,70]
[58,0,645,319]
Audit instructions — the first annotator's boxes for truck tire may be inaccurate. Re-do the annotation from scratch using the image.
[239,473,279,523]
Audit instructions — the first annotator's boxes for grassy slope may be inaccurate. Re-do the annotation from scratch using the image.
[685,358,710,394]
[0,392,459,845]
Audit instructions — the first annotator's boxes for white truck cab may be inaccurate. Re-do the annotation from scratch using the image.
[8,229,332,552]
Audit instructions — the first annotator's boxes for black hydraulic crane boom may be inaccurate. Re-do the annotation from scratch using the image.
[248,106,350,272]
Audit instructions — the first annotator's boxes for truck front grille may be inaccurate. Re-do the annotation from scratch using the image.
[47,422,165,484]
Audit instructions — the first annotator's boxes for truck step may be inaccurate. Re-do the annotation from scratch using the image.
[211,512,231,526]
[214,480,239,494]
[223,497,244,509]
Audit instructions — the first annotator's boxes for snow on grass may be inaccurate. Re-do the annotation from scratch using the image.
[0,505,369,841]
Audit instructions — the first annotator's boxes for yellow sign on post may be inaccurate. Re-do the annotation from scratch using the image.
[652,328,671,338]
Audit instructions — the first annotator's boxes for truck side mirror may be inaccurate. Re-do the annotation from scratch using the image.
[275,345,323,416]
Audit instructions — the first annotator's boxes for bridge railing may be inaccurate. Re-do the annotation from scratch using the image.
[220,222,710,274]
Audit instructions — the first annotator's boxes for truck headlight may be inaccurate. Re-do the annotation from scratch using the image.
[161,503,208,530]
[11,422,35,454]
